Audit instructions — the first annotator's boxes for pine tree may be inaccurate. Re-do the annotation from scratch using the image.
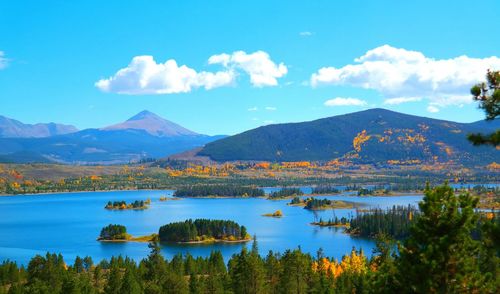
[468,70,500,146]
[120,268,142,294]
[396,183,483,292]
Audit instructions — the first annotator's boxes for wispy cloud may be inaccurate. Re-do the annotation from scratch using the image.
[265,106,277,111]
[427,105,440,113]
[248,106,258,111]
[324,97,367,107]
[299,31,313,37]
[0,51,9,69]
[383,97,422,105]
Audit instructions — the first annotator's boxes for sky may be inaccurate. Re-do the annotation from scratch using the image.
[1,0,499,135]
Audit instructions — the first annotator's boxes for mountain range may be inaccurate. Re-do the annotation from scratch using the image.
[0,115,78,138]
[0,111,224,164]
[197,109,499,165]
[1,109,498,166]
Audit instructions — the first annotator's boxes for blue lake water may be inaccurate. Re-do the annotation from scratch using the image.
[0,189,425,266]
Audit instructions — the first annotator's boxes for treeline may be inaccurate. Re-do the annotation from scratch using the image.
[268,187,303,199]
[346,205,418,239]
[311,185,339,194]
[158,219,248,243]
[173,185,265,197]
[314,216,349,226]
[305,198,336,210]
[99,224,127,240]
[2,165,479,195]
[105,199,150,210]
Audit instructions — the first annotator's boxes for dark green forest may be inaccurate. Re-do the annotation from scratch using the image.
[173,185,265,198]
[268,187,303,199]
[98,225,127,241]
[346,206,418,239]
[158,219,249,243]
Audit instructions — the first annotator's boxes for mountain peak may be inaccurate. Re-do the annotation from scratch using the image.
[127,110,161,121]
[103,111,198,137]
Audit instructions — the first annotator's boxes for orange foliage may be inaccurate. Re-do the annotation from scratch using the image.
[487,162,500,170]
[353,130,371,152]
[281,161,312,168]
[254,162,271,169]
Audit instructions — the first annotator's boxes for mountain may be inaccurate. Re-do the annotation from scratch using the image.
[102,110,198,137]
[0,115,78,138]
[0,111,224,164]
[198,108,499,165]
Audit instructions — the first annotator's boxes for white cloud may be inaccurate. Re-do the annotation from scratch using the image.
[324,97,367,107]
[95,56,234,94]
[311,45,500,108]
[299,31,313,37]
[263,120,275,124]
[96,50,287,94]
[383,97,422,105]
[265,106,277,111]
[209,51,287,87]
[248,107,258,111]
[0,51,9,69]
[427,105,440,113]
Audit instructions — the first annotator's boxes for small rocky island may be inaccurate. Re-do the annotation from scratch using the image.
[104,199,151,210]
[158,219,250,243]
[289,197,361,210]
[262,210,283,217]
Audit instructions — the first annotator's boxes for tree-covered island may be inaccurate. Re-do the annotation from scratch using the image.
[97,224,157,242]
[104,199,151,210]
[267,187,304,199]
[173,185,265,198]
[158,219,250,243]
[289,197,361,210]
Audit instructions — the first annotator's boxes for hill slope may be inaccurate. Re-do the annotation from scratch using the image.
[0,115,78,138]
[198,109,499,165]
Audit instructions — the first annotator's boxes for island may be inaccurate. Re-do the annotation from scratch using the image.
[289,197,361,210]
[159,196,182,201]
[173,185,265,198]
[158,219,251,243]
[311,185,340,195]
[262,210,283,218]
[311,216,349,227]
[267,187,304,199]
[97,224,157,242]
[104,199,151,210]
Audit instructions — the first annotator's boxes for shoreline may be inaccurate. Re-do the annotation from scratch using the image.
[0,188,173,197]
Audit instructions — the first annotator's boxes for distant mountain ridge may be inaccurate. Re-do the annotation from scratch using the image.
[0,111,224,164]
[198,108,499,165]
[0,115,78,138]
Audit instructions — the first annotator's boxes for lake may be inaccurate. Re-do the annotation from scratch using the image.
[0,189,425,266]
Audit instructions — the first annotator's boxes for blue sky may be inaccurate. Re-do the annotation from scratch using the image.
[1,0,499,135]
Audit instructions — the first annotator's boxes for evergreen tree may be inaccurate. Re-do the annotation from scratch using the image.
[120,268,141,294]
[468,70,500,146]
[396,183,483,292]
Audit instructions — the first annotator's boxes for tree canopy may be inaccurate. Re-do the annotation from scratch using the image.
[468,70,500,146]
